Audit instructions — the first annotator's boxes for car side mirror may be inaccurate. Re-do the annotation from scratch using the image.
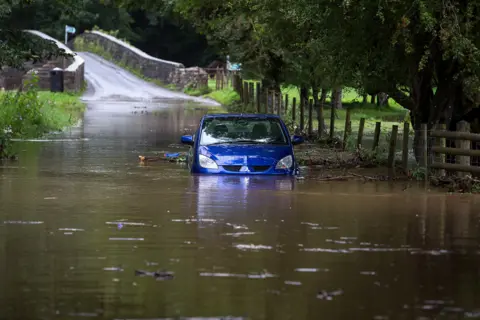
[291,135,304,145]
[181,135,194,145]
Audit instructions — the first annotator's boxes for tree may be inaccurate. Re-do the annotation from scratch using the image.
[283,0,480,161]
[104,0,480,162]
[0,1,73,68]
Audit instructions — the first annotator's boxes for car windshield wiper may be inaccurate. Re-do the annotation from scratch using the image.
[206,141,240,145]
[234,140,264,144]
[206,140,264,145]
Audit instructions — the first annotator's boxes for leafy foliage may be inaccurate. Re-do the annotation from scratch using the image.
[0,76,85,159]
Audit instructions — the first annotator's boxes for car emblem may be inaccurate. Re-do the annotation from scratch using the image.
[240,166,250,172]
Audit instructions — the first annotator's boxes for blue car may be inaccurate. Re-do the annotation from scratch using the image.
[180,113,304,175]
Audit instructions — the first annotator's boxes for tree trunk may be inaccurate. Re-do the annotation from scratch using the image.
[299,86,308,132]
[333,88,343,109]
[312,87,327,135]
[320,89,328,106]
[362,94,367,104]
[370,95,376,105]
[378,93,389,106]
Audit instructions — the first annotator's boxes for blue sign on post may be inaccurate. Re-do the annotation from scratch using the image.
[65,25,76,33]
[226,55,242,71]
[64,25,76,44]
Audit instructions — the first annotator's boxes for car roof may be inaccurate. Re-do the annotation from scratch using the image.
[202,113,281,120]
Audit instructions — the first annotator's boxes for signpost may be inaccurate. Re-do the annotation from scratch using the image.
[226,55,241,71]
[65,25,76,44]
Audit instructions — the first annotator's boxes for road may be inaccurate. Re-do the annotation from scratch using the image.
[78,52,220,106]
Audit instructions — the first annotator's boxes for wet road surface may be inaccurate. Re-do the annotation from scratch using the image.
[1,55,480,319]
[79,52,220,106]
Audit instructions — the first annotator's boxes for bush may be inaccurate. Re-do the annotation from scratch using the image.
[0,76,85,159]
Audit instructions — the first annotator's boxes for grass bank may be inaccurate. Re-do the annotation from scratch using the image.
[0,78,86,159]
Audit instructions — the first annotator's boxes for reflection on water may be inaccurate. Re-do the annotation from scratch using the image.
[1,102,480,319]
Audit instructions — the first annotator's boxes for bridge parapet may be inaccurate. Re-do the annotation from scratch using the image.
[23,30,85,92]
[73,30,207,89]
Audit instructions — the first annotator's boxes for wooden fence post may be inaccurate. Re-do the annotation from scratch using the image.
[388,125,399,168]
[308,98,313,136]
[329,102,335,140]
[238,79,243,102]
[249,82,254,103]
[272,91,276,114]
[434,123,446,176]
[220,70,225,89]
[343,108,351,150]
[256,83,261,113]
[372,122,381,151]
[318,100,324,137]
[300,98,305,131]
[421,123,428,170]
[402,121,410,173]
[456,121,471,177]
[278,93,282,116]
[265,90,269,113]
[292,97,296,122]
[357,117,365,148]
[285,94,289,113]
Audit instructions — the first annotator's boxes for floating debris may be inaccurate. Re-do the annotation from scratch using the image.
[134,269,174,281]
[317,289,344,300]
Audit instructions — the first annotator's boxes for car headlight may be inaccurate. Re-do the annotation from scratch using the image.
[198,154,218,169]
[275,155,293,169]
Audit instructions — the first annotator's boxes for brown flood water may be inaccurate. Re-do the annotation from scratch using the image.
[1,100,480,320]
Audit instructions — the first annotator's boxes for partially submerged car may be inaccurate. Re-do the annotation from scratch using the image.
[180,113,304,175]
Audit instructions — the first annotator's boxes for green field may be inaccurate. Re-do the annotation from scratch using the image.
[202,79,408,135]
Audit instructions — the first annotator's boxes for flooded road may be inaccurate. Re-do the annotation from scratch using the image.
[2,62,480,319]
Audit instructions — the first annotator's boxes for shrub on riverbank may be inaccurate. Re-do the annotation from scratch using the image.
[0,77,85,159]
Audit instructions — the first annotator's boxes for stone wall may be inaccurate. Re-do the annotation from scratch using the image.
[73,30,208,89]
[168,67,208,89]
[20,30,85,92]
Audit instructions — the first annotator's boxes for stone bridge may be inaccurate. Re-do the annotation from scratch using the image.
[0,30,208,92]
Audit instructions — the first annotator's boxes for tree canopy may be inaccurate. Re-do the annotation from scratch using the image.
[0,0,218,68]
[0,0,72,68]
[107,0,480,159]
[4,0,480,134]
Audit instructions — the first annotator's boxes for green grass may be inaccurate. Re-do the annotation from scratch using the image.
[235,80,408,134]
[0,80,86,158]
[36,91,86,122]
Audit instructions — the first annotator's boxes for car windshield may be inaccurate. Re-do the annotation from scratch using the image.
[199,116,288,146]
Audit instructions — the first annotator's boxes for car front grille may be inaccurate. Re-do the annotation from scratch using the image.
[223,165,241,172]
[251,166,270,172]
[222,165,271,172]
